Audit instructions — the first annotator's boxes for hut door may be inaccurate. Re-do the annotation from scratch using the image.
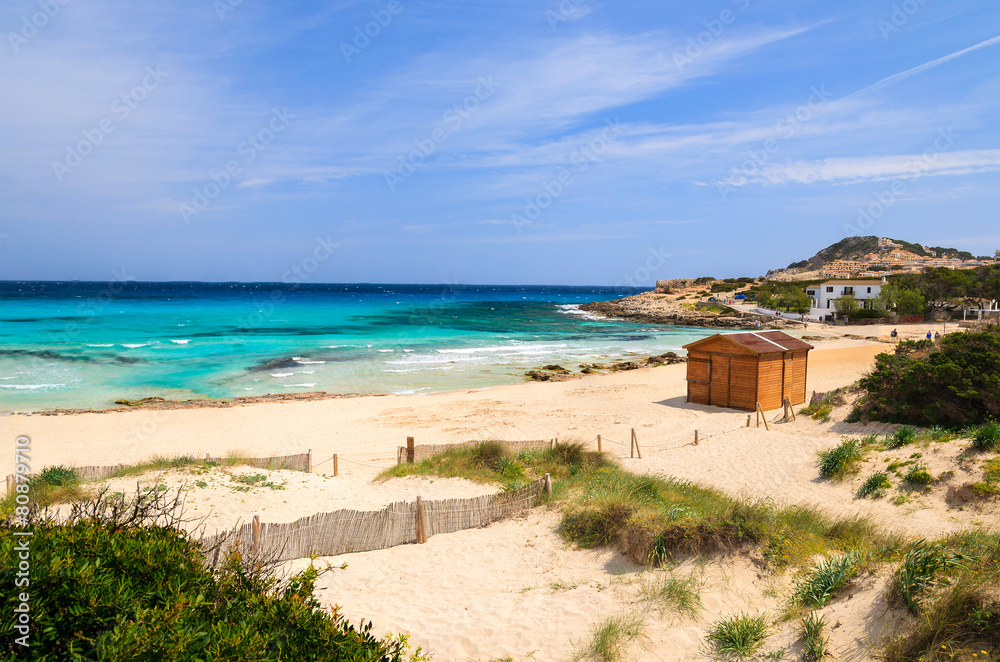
[782,352,794,402]
[710,355,731,408]
[687,358,711,405]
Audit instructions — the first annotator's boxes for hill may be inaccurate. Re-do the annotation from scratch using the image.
[786,236,974,271]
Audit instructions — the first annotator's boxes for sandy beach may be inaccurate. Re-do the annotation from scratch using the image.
[2,325,995,660]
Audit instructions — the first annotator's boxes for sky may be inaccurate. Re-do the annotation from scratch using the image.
[0,0,998,286]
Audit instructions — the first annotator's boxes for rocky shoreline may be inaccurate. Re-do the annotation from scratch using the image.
[578,293,804,329]
[525,352,686,382]
[24,391,388,416]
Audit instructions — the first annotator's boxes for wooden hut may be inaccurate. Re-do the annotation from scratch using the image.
[682,331,813,411]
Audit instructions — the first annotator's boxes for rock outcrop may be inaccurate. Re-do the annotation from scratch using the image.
[579,293,803,329]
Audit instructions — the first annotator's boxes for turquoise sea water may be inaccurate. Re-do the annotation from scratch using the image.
[0,282,724,411]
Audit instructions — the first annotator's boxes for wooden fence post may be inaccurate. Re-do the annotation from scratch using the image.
[631,428,642,459]
[746,415,751,427]
[307,449,313,473]
[550,438,555,450]
[415,496,427,544]
[757,402,770,431]
[406,436,415,464]
[694,430,699,446]
[544,473,552,497]
[333,454,339,477]
[205,453,210,463]
[597,435,602,453]
[252,514,260,555]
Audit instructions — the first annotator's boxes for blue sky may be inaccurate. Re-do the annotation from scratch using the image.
[1,0,997,285]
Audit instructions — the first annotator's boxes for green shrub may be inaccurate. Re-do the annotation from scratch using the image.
[706,612,770,658]
[854,326,1000,427]
[35,465,81,487]
[856,471,892,499]
[972,422,1000,451]
[793,552,859,608]
[817,438,864,479]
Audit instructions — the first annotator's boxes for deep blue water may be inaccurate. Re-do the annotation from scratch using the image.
[0,281,719,410]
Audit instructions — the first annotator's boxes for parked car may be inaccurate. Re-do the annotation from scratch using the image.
[734,294,746,299]
[707,296,717,302]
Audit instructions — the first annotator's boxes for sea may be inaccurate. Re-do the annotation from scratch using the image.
[0,281,725,411]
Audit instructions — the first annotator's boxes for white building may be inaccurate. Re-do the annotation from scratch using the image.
[806,279,884,318]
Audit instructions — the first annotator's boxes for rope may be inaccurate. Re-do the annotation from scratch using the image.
[337,456,393,469]
[312,456,333,467]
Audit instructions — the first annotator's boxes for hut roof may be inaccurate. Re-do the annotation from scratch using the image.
[683,331,814,355]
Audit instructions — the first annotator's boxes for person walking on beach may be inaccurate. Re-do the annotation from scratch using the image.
[890,328,898,343]
[926,330,932,340]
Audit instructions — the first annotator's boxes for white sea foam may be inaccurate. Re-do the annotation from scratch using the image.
[0,384,67,390]
[122,343,152,348]
[169,339,191,344]
[87,343,114,347]
[377,349,394,353]
[281,383,317,387]
[557,304,604,321]
[292,357,326,364]
[270,372,294,377]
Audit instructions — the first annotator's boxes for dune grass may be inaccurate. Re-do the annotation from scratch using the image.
[379,440,612,489]
[573,611,646,662]
[0,465,91,513]
[706,612,771,658]
[879,532,1000,661]
[638,570,703,618]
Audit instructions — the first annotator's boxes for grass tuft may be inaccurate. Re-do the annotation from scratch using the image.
[972,423,1000,452]
[573,611,646,662]
[706,612,770,658]
[800,612,829,662]
[817,437,865,480]
[903,464,933,487]
[638,571,703,618]
[856,471,892,499]
[892,540,967,613]
[793,552,859,608]
[884,426,917,450]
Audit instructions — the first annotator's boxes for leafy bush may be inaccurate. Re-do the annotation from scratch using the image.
[972,422,1000,451]
[0,491,418,661]
[817,438,864,479]
[35,466,81,487]
[856,472,892,499]
[854,326,1000,427]
[706,612,770,658]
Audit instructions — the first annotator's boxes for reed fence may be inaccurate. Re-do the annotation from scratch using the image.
[200,478,545,562]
